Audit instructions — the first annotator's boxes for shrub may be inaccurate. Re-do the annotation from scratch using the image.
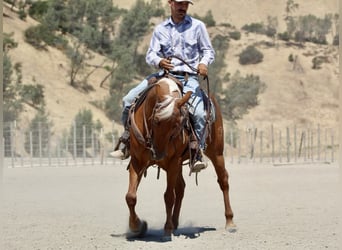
[239,46,263,65]
[20,84,45,107]
[24,24,68,50]
[278,31,291,41]
[288,54,294,62]
[24,24,54,49]
[229,31,241,40]
[242,22,265,34]
[193,10,216,27]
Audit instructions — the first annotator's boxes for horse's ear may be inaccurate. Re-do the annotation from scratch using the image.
[177,91,192,108]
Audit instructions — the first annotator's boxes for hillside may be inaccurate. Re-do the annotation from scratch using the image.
[3,0,339,139]
[114,0,338,31]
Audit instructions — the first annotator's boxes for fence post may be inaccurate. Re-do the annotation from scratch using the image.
[100,128,104,165]
[83,125,86,166]
[30,131,33,167]
[271,124,274,163]
[73,120,77,165]
[331,129,334,162]
[91,128,95,166]
[10,122,14,168]
[238,130,241,164]
[57,139,61,166]
[294,125,297,162]
[47,124,51,167]
[286,127,290,162]
[279,130,282,163]
[39,122,42,167]
[65,136,69,166]
[19,130,23,167]
[310,128,314,162]
[260,131,263,163]
[324,128,327,161]
[303,131,306,162]
[317,124,321,161]
[230,127,234,164]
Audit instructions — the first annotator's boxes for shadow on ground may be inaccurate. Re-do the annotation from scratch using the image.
[111,226,216,242]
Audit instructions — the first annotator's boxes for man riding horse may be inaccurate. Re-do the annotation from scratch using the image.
[111,0,214,172]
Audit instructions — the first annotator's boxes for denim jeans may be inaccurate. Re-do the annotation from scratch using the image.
[121,72,207,149]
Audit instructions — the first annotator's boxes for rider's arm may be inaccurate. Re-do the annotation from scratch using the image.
[197,21,215,67]
[146,29,163,69]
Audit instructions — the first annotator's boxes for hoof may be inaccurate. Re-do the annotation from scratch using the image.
[225,222,237,233]
[127,220,148,239]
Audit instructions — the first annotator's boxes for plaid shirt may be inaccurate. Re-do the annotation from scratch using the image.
[146,15,215,74]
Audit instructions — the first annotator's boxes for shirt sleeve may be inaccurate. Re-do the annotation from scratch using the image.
[198,22,215,66]
[146,29,163,68]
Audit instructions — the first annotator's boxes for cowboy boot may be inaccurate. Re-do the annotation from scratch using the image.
[110,107,130,160]
[189,135,207,173]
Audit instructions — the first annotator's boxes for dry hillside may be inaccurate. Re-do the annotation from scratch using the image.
[3,0,339,138]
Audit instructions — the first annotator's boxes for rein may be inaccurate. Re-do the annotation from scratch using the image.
[168,55,213,143]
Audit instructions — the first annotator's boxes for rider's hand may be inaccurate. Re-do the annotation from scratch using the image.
[159,58,174,71]
[198,63,208,76]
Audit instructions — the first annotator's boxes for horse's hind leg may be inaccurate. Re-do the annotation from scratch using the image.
[125,162,147,237]
[209,153,236,230]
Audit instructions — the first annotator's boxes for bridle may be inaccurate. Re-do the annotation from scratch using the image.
[129,82,188,159]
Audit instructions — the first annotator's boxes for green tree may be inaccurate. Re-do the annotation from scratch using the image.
[68,109,103,156]
[221,71,266,121]
[24,109,53,157]
[106,0,164,122]
[28,0,49,22]
[284,0,299,38]
[208,34,229,95]
[3,33,23,122]
[44,0,69,33]
[20,84,45,108]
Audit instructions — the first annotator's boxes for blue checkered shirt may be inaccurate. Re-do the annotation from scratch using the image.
[146,15,215,74]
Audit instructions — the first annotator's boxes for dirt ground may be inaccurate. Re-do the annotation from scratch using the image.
[1,161,341,250]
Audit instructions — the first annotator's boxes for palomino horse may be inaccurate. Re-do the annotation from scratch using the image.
[125,77,235,239]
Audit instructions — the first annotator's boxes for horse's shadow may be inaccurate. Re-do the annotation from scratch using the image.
[111,226,216,242]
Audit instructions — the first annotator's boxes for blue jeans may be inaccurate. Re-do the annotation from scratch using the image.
[122,72,207,149]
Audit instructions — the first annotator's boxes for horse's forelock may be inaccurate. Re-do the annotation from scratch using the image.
[153,78,181,121]
[155,96,176,120]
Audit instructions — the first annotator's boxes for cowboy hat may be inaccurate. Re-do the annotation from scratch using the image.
[173,0,194,4]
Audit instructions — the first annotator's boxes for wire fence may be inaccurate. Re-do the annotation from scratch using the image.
[2,121,338,168]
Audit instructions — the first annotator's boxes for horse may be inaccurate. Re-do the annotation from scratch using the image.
[124,76,235,239]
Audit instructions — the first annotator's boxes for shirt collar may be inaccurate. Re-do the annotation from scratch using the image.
[164,15,191,27]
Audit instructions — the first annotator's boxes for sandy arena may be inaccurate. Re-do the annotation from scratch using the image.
[2,161,341,249]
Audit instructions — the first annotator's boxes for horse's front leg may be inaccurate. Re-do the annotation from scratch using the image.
[126,161,147,237]
[172,169,185,230]
[163,165,181,238]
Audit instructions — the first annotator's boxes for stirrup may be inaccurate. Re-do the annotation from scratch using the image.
[191,160,207,173]
[110,146,129,160]
[111,130,130,160]
[190,147,207,173]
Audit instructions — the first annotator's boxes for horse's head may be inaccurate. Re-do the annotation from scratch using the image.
[147,78,192,161]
